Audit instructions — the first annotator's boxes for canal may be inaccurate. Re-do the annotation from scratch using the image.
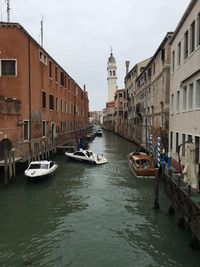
[0,132,199,267]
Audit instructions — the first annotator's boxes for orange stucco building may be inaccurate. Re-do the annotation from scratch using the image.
[0,22,89,159]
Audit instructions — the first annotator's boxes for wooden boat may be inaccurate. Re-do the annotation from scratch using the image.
[24,160,58,181]
[65,149,107,165]
[128,152,155,178]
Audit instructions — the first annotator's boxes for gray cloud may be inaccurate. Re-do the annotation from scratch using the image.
[2,0,190,110]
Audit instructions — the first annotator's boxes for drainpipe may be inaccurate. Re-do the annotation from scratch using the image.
[28,38,32,154]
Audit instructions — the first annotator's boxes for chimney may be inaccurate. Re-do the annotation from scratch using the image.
[125,61,130,75]
[83,84,86,92]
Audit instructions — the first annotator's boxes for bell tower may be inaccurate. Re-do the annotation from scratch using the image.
[107,48,117,101]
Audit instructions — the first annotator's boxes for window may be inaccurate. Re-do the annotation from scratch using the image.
[183,86,187,110]
[197,13,200,47]
[172,50,175,72]
[161,48,165,61]
[184,30,188,59]
[171,94,174,112]
[42,91,46,108]
[188,83,193,110]
[23,120,29,141]
[65,101,67,113]
[182,134,186,156]
[188,134,192,143]
[190,21,195,53]
[176,91,180,112]
[39,51,47,64]
[1,60,16,76]
[60,100,63,112]
[196,79,200,108]
[49,95,54,110]
[195,136,200,163]
[177,41,181,66]
[153,62,155,74]
[56,97,58,112]
[55,66,58,82]
[60,71,64,86]
[176,132,179,153]
[49,60,52,78]
[42,121,46,137]
[170,131,173,150]
[113,70,115,76]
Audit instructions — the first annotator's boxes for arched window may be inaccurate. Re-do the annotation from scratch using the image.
[113,71,115,76]
[110,70,112,76]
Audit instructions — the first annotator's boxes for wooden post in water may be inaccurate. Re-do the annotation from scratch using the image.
[154,168,160,210]
[8,150,12,182]
[4,149,8,185]
[12,148,16,179]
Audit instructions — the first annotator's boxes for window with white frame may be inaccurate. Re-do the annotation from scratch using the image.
[197,13,200,47]
[182,133,186,156]
[184,30,189,59]
[42,120,46,137]
[197,12,200,46]
[56,97,58,112]
[171,94,174,112]
[172,50,175,72]
[188,83,193,110]
[23,120,29,141]
[183,86,187,110]
[170,131,173,150]
[39,51,47,65]
[60,99,63,112]
[196,79,200,108]
[0,59,17,76]
[178,41,181,66]
[190,21,195,53]
[176,132,179,153]
[176,91,180,112]
[195,136,200,163]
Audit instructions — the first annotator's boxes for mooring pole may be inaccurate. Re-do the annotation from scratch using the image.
[4,149,8,185]
[154,168,160,210]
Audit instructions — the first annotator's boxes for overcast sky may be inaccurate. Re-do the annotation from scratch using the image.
[1,0,191,110]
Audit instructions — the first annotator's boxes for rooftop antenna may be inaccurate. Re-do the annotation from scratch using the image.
[7,0,10,22]
[41,15,44,47]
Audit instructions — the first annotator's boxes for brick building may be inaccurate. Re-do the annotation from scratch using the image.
[0,22,89,159]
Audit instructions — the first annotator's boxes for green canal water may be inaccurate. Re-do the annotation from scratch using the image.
[0,132,199,267]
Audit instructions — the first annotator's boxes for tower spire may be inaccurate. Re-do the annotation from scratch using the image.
[110,46,113,55]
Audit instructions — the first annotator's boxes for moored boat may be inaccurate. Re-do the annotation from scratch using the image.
[65,149,107,165]
[96,129,103,137]
[24,160,58,181]
[128,152,155,178]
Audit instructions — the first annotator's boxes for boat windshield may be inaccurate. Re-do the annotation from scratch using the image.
[29,163,49,170]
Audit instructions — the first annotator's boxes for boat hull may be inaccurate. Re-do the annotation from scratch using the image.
[128,160,155,178]
[128,152,155,178]
[24,165,58,181]
[65,153,107,165]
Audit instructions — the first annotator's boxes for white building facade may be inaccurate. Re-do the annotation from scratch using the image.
[169,0,200,163]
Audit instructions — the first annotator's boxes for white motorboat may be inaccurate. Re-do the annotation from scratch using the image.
[24,160,58,180]
[65,149,107,165]
[96,129,103,136]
